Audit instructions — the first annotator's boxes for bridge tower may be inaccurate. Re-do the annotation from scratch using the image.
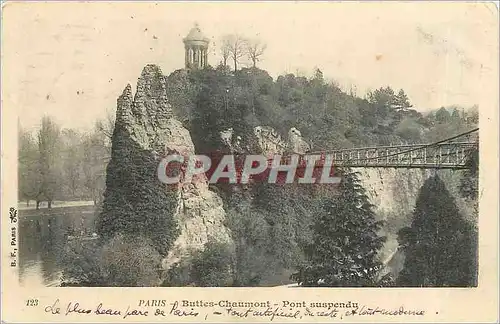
[183,23,210,70]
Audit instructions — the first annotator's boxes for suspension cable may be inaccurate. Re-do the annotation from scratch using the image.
[310,128,479,162]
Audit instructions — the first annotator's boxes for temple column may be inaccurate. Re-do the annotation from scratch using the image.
[193,47,197,65]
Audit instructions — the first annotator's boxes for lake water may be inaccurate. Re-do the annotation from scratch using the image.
[18,205,97,287]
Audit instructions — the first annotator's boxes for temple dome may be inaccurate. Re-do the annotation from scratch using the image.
[184,23,209,42]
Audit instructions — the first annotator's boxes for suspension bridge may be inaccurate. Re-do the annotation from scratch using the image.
[305,128,479,170]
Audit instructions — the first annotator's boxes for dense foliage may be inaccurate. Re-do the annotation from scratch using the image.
[397,175,478,287]
[166,67,478,153]
[61,234,162,287]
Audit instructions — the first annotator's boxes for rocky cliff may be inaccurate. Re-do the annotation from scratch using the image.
[161,118,233,268]
[100,65,232,267]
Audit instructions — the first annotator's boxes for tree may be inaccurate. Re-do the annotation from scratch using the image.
[397,175,477,287]
[394,89,413,113]
[451,108,461,120]
[292,170,386,287]
[395,117,423,143]
[81,130,109,205]
[467,106,479,125]
[220,37,231,68]
[95,110,115,144]
[459,149,479,208]
[312,68,324,84]
[245,38,267,68]
[18,126,39,206]
[223,34,246,72]
[36,116,62,209]
[60,128,83,199]
[435,107,451,123]
[367,86,396,119]
[189,241,235,287]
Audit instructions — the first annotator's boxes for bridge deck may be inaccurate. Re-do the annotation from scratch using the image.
[266,128,479,170]
[322,142,478,169]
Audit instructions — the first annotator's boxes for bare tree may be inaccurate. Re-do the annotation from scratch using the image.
[245,38,267,68]
[95,109,115,148]
[220,37,231,68]
[222,34,246,72]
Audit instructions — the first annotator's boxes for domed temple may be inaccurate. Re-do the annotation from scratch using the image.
[183,23,210,69]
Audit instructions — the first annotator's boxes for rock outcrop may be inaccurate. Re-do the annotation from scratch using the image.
[254,126,285,156]
[100,64,232,268]
[162,118,233,267]
[287,127,311,154]
[253,125,311,156]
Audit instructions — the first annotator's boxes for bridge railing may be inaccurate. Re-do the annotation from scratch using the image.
[263,128,478,170]
[329,142,478,169]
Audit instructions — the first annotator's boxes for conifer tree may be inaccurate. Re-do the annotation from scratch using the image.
[394,89,413,112]
[292,170,386,287]
[459,150,479,202]
[397,175,477,287]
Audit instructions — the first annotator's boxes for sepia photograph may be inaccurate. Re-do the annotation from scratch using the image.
[1,1,498,323]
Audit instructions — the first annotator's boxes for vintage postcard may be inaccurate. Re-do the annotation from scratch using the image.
[1,1,499,323]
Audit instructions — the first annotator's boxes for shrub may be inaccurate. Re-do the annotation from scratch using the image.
[61,233,162,287]
[189,241,235,287]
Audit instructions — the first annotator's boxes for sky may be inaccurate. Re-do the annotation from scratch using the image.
[2,1,498,131]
